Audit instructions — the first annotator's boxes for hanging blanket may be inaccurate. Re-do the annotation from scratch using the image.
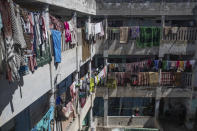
[120,27,129,43]
[136,27,161,48]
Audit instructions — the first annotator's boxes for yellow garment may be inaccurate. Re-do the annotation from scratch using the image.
[107,79,117,88]
[90,78,95,92]
[96,75,99,85]
[179,61,184,71]
[149,72,159,86]
[109,64,115,71]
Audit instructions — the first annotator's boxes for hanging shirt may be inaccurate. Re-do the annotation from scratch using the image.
[68,20,77,45]
[51,30,61,63]
[154,60,159,71]
[64,21,71,43]
[190,60,196,68]
[95,22,102,34]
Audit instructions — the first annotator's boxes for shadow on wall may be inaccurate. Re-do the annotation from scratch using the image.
[96,39,159,55]
[0,76,24,117]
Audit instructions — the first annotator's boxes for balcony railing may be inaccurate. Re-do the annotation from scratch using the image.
[163,27,197,41]
[107,72,192,87]
[107,27,197,41]
[160,72,192,87]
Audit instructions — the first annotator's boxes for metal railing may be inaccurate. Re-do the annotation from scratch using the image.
[107,72,192,87]
[107,27,197,41]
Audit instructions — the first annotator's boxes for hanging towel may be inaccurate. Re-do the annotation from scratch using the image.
[164,26,171,36]
[190,60,196,68]
[149,72,159,86]
[170,61,176,69]
[167,61,171,71]
[51,30,61,63]
[162,60,167,71]
[136,27,161,48]
[95,22,102,34]
[120,27,129,43]
[176,61,180,69]
[131,26,140,39]
[172,27,178,34]
[154,60,159,71]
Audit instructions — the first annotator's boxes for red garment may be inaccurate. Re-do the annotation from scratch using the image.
[28,13,37,72]
[50,15,64,31]
[176,61,180,68]
[0,0,12,37]
[186,60,191,69]
[70,84,76,102]
[80,98,86,108]
[64,22,72,43]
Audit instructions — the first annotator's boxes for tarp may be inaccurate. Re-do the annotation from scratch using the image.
[31,106,54,131]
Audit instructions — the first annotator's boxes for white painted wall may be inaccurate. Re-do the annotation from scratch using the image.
[0,64,51,127]
[0,29,92,127]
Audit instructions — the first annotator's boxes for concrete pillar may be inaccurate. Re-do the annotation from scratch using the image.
[95,57,98,68]
[44,5,57,131]
[161,15,165,40]
[104,98,108,127]
[87,16,94,131]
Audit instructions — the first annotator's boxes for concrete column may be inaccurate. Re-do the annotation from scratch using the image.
[161,15,165,40]
[95,57,98,68]
[104,98,108,127]
[44,5,57,131]
[87,16,94,130]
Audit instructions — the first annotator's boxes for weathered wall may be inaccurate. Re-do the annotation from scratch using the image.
[0,64,51,127]
[95,116,155,128]
[96,1,197,16]
[93,40,159,56]
[36,0,96,15]
[96,87,193,98]
[0,30,92,127]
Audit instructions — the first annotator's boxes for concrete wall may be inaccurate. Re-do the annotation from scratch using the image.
[95,116,155,128]
[0,29,92,127]
[36,0,96,15]
[93,40,159,56]
[96,1,197,16]
[65,93,96,131]
[0,64,51,127]
[159,41,197,57]
[96,87,193,98]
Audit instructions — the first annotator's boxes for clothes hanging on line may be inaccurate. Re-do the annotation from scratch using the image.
[120,27,129,43]
[51,30,61,63]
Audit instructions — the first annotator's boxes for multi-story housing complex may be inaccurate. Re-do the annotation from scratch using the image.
[0,0,197,131]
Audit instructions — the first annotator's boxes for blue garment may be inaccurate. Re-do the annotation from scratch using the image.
[31,106,54,131]
[0,13,3,30]
[167,61,171,71]
[154,60,159,71]
[51,30,61,63]
[56,96,61,105]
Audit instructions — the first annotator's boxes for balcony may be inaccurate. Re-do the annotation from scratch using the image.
[17,0,96,15]
[96,0,197,16]
[95,116,155,128]
[94,26,197,56]
[95,72,193,98]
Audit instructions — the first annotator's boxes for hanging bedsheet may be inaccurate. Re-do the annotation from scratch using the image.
[136,27,161,48]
